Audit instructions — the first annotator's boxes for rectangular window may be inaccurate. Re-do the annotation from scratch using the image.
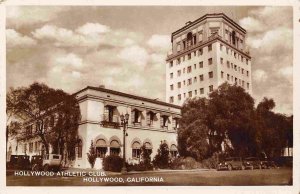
[169,96,174,103]
[193,35,197,45]
[221,71,224,79]
[246,59,249,65]
[177,44,181,52]
[235,77,238,84]
[177,82,181,88]
[200,74,204,81]
[241,68,244,74]
[208,58,213,65]
[220,44,223,51]
[194,64,196,69]
[188,53,191,60]
[169,61,173,68]
[188,78,192,85]
[183,93,186,98]
[132,149,141,158]
[200,88,204,94]
[247,71,249,76]
[198,48,203,56]
[208,44,212,51]
[199,61,203,68]
[234,65,237,71]
[188,91,192,97]
[195,90,197,95]
[187,66,192,73]
[170,73,173,79]
[194,77,197,83]
[161,116,168,128]
[242,81,245,87]
[193,51,196,56]
[220,58,223,65]
[226,47,229,54]
[241,56,244,62]
[170,84,174,91]
[183,80,186,85]
[198,31,203,42]
[209,71,213,78]
[177,58,181,65]
[209,85,214,92]
[227,74,230,81]
[178,94,181,101]
[177,70,181,77]
[247,83,250,89]
[227,61,230,68]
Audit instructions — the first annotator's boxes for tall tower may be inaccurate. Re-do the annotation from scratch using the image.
[166,13,252,105]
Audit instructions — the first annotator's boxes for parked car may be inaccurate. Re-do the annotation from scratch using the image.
[31,154,62,171]
[30,155,43,170]
[244,157,262,170]
[217,157,247,171]
[7,155,31,170]
[260,158,277,169]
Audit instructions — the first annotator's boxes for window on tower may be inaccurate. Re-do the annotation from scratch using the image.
[208,58,213,65]
[208,44,212,51]
[199,61,203,68]
[209,85,214,92]
[200,88,204,94]
[209,71,213,78]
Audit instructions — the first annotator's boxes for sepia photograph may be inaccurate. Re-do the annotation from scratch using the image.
[5,5,294,187]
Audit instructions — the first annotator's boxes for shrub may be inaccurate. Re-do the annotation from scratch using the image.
[170,157,202,170]
[103,155,124,172]
[153,142,170,169]
[87,141,97,169]
[126,162,154,172]
[201,153,219,169]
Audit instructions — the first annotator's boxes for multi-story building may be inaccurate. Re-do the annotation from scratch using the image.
[7,86,181,169]
[166,13,252,105]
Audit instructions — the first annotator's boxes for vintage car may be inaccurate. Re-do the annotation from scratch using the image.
[217,157,247,171]
[32,154,62,171]
[244,157,262,170]
[7,155,31,170]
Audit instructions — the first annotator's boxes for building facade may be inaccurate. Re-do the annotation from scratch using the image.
[166,13,252,105]
[7,86,181,169]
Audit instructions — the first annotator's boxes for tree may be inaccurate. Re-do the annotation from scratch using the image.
[178,83,258,160]
[207,83,256,157]
[87,141,97,169]
[178,97,211,160]
[152,141,170,169]
[140,143,153,169]
[255,98,293,158]
[6,82,81,160]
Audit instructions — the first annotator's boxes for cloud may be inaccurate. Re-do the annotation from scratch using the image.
[118,45,149,67]
[253,69,268,82]
[147,34,170,52]
[239,6,293,114]
[239,17,265,33]
[6,7,67,27]
[6,29,37,48]
[55,53,83,69]
[76,23,110,35]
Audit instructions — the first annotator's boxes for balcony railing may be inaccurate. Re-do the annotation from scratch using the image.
[100,114,120,129]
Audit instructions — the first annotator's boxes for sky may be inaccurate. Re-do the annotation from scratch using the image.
[6,6,293,115]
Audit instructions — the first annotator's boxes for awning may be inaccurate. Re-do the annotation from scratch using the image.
[170,144,177,151]
[132,141,141,149]
[132,106,145,112]
[172,114,182,119]
[147,109,159,114]
[144,142,152,149]
[110,140,120,148]
[160,112,172,117]
[96,139,107,147]
[103,101,118,107]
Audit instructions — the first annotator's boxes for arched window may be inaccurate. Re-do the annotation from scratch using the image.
[170,144,178,158]
[110,140,120,156]
[144,142,152,155]
[132,141,141,158]
[96,139,107,158]
[77,139,83,158]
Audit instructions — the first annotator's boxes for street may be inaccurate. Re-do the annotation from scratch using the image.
[7,168,292,186]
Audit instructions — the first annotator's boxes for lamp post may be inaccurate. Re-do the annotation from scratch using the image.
[120,112,129,174]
